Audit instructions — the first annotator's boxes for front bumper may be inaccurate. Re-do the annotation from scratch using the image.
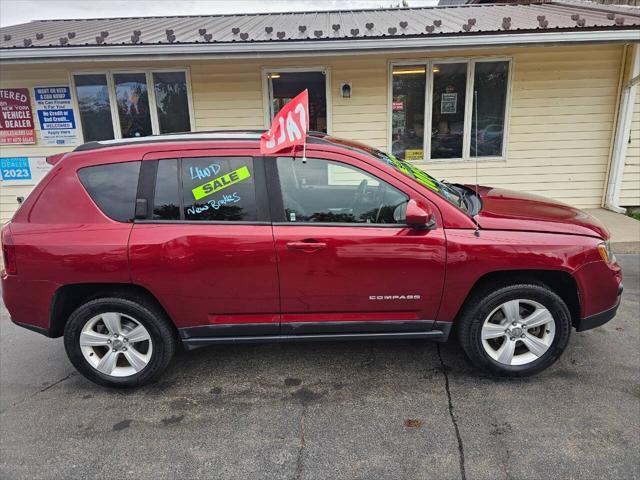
[575,283,623,332]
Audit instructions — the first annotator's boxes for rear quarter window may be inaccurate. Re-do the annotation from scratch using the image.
[78,162,141,222]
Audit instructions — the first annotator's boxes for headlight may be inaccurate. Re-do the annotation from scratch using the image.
[597,240,615,264]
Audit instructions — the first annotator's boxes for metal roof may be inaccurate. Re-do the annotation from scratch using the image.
[1,1,638,51]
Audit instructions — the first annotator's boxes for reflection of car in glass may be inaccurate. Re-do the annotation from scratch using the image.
[479,124,503,143]
[392,129,423,159]
[1,132,622,387]
[471,124,504,156]
[431,131,463,159]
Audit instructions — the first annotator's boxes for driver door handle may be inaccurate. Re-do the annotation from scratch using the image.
[286,241,327,252]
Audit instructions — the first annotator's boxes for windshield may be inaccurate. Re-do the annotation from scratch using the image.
[366,149,465,210]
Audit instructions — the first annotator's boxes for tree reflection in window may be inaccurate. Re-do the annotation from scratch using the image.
[113,73,152,138]
[153,72,191,134]
[74,74,115,142]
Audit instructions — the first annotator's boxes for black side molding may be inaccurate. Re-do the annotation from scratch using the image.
[281,320,436,335]
[180,323,279,338]
[181,323,452,351]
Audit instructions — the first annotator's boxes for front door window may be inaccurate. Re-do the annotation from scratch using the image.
[276,157,408,224]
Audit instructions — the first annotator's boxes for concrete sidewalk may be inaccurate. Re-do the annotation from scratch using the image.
[586,208,640,254]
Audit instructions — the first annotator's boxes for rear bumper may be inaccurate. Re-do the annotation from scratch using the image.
[10,317,52,337]
[575,283,623,332]
[2,272,57,334]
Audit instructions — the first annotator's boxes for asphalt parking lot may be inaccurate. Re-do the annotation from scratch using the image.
[1,254,638,480]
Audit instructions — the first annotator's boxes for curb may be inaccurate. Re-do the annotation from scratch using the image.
[611,242,640,255]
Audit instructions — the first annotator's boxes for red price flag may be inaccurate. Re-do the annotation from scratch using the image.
[260,89,308,155]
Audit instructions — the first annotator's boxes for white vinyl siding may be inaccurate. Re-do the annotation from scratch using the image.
[0,44,627,223]
[620,88,640,207]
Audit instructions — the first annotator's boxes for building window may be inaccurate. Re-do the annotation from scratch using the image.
[73,70,192,143]
[431,63,467,160]
[153,72,191,135]
[113,73,153,138]
[74,74,115,142]
[391,66,425,161]
[390,59,511,161]
[471,61,509,157]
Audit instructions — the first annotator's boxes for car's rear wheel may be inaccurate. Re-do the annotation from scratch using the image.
[64,297,176,388]
[457,283,571,377]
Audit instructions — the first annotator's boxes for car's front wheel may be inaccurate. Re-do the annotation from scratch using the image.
[64,297,176,388]
[457,283,572,377]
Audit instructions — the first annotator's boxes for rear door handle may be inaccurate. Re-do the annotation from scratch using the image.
[286,241,327,251]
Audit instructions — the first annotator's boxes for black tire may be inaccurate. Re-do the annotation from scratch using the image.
[457,283,571,377]
[64,297,176,388]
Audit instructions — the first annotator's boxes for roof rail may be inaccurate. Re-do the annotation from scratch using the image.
[73,131,265,152]
[73,130,329,152]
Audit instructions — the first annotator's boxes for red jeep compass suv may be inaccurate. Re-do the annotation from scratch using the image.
[1,132,623,387]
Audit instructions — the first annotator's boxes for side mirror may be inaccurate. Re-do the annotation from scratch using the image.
[406,199,435,229]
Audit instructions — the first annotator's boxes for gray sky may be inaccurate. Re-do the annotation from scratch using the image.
[0,0,439,27]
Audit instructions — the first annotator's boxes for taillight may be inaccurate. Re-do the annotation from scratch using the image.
[1,225,17,275]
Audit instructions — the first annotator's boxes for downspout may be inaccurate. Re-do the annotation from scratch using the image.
[605,43,640,213]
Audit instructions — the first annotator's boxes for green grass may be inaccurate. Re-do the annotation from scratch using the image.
[628,211,640,221]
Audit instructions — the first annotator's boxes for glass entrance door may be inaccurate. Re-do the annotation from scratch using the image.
[267,70,328,133]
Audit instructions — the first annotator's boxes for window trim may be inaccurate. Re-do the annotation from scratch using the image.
[261,66,332,134]
[388,56,513,163]
[69,68,195,143]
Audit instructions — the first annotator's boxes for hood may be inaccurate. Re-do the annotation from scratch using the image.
[473,187,609,239]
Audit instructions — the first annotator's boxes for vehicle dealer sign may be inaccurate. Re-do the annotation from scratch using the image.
[34,86,79,146]
[0,157,50,186]
[0,88,35,144]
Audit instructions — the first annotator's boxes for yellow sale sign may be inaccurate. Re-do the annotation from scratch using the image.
[192,166,251,200]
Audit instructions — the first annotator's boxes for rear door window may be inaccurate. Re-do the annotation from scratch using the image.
[153,159,180,220]
[180,157,257,221]
[78,161,141,222]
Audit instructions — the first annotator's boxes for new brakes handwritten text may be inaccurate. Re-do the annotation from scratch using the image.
[187,192,241,215]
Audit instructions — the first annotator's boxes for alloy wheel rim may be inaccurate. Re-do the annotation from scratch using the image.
[481,299,556,366]
[80,312,153,377]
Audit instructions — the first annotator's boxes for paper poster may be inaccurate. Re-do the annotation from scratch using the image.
[0,88,36,144]
[404,149,424,161]
[34,86,79,146]
[441,93,458,114]
[0,157,51,186]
